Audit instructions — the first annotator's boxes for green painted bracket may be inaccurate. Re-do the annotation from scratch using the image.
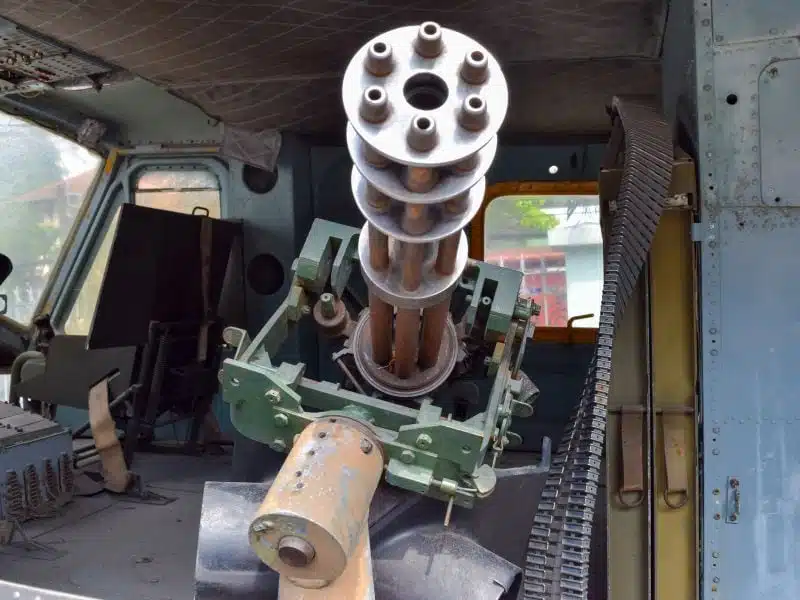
[223,356,489,507]
[295,219,360,296]
[462,261,525,339]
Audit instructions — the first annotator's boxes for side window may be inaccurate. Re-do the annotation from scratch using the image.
[63,168,222,335]
[0,113,101,325]
[63,207,120,335]
[134,169,221,217]
[484,192,602,328]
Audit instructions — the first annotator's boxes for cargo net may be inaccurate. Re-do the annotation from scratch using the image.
[524,97,673,600]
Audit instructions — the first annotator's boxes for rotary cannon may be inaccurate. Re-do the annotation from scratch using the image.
[196,22,545,600]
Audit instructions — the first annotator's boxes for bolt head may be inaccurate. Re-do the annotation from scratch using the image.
[271,439,287,452]
[360,439,373,454]
[415,434,432,450]
[274,414,289,428]
[400,450,415,464]
[266,390,281,404]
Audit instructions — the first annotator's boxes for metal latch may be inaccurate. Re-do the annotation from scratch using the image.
[618,407,645,508]
[725,477,741,523]
[662,407,692,509]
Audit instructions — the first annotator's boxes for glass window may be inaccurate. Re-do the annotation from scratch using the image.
[63,207,119,335]
[484,194,602,328]
[134,169,221,217]
[63,168,222,335]
[0,113,101,326]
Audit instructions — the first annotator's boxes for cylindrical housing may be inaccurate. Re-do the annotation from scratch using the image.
[343,22,507,394]
[248,418,383,582]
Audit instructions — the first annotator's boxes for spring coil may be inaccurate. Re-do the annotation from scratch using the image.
[5,470,26,521]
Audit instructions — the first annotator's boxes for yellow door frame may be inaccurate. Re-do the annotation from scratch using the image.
[471,180,599,344]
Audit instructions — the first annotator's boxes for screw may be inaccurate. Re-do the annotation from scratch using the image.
[730,515,737,522]
[713,488,720,495]
[714,513,721,520]
[252,520,275,533]
[360,439,373,454]
[712,551,720,558]
[319,293,337,319]
[272,439,287,452]
[713,577,720,583]
[266,390,281,405]
[415,434,433,450]
[730,478,739,487]
[274,414,289,428]
[400,450,415,464]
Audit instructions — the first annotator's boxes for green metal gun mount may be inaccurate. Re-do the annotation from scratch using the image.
[221,219,540,509]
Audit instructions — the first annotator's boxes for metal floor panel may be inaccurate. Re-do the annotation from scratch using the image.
[0,453,233,600]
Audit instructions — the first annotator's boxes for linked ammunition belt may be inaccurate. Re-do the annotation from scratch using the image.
[524,97,673,600]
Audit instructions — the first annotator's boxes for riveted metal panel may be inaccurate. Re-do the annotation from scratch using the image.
[694,0,800,598]
[712,1,800,45]
[759,58,800,206]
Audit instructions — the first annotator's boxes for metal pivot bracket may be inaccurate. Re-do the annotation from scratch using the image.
[618,406,645,508]
[661,407,692,510]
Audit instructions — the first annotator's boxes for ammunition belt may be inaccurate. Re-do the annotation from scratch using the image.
[523,97,673,600]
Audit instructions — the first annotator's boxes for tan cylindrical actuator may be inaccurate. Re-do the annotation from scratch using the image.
[248,418,383,583]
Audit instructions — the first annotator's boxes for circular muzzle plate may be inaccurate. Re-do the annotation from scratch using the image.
[342,24,508,168]
[347,123,497,206]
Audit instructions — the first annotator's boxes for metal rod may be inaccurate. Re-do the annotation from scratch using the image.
[403,167,437,193]
[393,308,420,378]
[645,258,655,600]
[435,233,460,276]
[418,299,450,369]
[368,293,393,366]
[402,243,425,291]
[402,204,431,236]
[368,225,389,270]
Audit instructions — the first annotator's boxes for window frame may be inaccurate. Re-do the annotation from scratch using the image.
[52,155,230,331]
[471,180,600,344]
[133,164,223,217]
